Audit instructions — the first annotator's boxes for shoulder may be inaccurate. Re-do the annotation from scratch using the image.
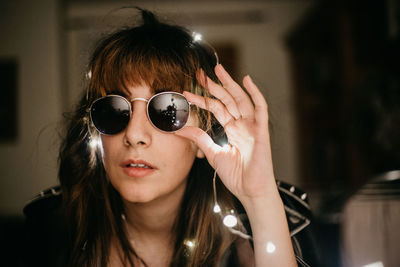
[23,185,65,240]
[277,180,317,267]
[276,180,311,236]
[23,186,70,267]
[23,186,62,217]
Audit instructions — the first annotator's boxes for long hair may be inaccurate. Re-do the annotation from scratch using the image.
[59,8,236,266]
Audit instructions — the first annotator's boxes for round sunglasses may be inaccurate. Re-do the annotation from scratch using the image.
[90,92,190,134]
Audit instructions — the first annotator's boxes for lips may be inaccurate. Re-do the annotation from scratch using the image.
[121,159,156,178]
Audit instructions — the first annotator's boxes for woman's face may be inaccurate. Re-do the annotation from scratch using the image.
[100,84,204,205]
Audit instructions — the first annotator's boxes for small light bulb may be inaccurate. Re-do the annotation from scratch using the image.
[266,242,276,253]
[213,204,221,213]
[221,143,230,152]
[86,70,92,79]
[89,136,101,149]
[193,32,202,42]
[223,215,238,228]
[184,239,196,249]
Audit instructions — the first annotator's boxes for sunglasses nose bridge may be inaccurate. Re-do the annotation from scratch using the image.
[130,97,149,103]
[129,97,149,112]
[128,97,151,123]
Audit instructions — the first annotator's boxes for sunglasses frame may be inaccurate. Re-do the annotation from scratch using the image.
[89,91,191,135]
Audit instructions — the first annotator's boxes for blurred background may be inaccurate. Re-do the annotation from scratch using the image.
[0,0,399,266]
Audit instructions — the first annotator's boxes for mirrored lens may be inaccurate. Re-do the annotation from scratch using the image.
[148,93,190,132]
[90,96,131,135]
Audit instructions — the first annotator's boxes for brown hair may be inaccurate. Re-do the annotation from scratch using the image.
[59,8,236,266]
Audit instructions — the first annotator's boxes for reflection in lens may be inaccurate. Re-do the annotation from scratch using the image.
[148,93,189,132]
[91,96,131,135]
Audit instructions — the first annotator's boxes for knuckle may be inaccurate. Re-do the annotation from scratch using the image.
[211,99,224,114]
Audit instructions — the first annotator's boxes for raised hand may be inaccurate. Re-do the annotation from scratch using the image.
[175,64,276,203]
[176,64,297,266]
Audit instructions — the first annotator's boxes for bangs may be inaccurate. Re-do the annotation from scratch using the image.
[88,27,200,98]
[122,49,198,95]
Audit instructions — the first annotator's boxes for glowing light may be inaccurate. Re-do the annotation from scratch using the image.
[89,136,101,149]
[266,242,276,253]
[193,32,202,42]
[221,143,230,152]
[213,204,221,213]
[362,262,384,267]
[223,214,238,228]
[86,70,92,79]
[184,239,196,249]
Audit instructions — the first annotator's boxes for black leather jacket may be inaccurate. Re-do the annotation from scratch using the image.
[23,181,317,266]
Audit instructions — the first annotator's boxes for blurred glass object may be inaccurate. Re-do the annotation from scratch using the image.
[341,171,400,267]
[362,261,384,267]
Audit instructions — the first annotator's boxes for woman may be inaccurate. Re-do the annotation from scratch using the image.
[24,8,308,267]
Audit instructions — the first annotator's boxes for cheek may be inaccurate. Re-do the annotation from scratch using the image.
[156,136,198,175]
[164,136,197,161]
[168,141,197,180]
[99,135,121,168]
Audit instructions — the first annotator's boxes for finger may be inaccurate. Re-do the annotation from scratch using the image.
[215,64,254,119]
[174,126,220,167]
[184,91,235,127]
[196,69,241,120]
[243,75,268,124]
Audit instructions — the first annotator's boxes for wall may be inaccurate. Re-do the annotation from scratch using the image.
[0,0,62,216]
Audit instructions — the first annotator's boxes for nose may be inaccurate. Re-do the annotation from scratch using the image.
[123,101,152,147]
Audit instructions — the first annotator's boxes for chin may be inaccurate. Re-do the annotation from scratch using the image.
[124,195,155,204]
[119,187,157,204]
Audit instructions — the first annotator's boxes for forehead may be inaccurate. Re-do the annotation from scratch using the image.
[119,83,154,99]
